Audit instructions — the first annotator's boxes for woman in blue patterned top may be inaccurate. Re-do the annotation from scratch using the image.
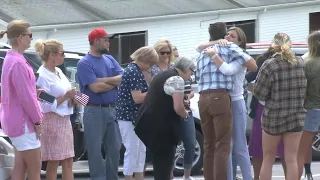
[116,46,158,180]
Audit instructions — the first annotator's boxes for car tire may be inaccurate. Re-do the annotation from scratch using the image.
[173,129,204,175]
[312,133,320,160]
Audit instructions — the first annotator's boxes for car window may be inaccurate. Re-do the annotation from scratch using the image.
[64,58,79,69]
[23,53,42,71]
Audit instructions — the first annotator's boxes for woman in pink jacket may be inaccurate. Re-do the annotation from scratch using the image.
[0,20,43,180]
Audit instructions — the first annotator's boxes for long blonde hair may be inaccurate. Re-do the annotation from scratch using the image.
[153,39,174,64]
[34,39,63,61]
[271,33,296,65]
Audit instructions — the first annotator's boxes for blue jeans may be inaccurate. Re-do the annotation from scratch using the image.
[180,114,196,169]
[228,99,252,180]
[83,106,122,180]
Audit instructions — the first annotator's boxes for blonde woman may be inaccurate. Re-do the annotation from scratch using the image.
[148,39,175,78]
[143,39,175,174]
[35,39,76,180]
[297,30,320,180]
[0,20,43,180]
[254,33,307,180]
[116,46,159,180]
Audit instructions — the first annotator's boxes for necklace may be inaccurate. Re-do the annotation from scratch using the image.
[44,66,61,79]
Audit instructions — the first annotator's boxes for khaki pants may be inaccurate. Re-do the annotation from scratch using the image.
[198,89,232,180]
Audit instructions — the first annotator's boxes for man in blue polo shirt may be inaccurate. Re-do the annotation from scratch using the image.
[77,28,123,180]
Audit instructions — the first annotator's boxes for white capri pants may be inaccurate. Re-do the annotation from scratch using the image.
[118,120,146,176]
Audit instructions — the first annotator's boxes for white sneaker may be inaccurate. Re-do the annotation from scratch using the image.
[183,176,195,180]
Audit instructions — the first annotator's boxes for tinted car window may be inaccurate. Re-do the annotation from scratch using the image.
[0,50,42,82]
[23,53,42,70]
[64,58,79,69]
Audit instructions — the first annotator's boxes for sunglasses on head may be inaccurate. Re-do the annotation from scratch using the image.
[22,33,32,38]
[160,51,171,55]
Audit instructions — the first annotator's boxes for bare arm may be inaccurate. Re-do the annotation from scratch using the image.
[164,76,188,118]
[205,45,258,72]
[131,91,147,104]
[197,40,220,52]
[88,82,115,93]
[172,92,189,118]
[97,75,122,86]
[142,71,152,84]
[188,91,194,99]
[243,59,258,72]
[211,54,225,68]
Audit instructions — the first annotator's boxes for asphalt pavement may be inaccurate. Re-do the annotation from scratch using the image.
[50,160,320,180]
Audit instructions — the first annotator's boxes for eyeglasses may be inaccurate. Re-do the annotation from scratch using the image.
[22,33,32,38]
[160,51,171,55]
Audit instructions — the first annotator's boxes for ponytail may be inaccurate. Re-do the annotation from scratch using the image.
[0,30,7,39]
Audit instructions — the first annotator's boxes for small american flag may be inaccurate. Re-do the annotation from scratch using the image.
[74,92,89,106]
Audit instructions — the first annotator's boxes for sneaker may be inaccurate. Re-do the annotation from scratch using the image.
[183,176,195,180]
[305,173,313,180]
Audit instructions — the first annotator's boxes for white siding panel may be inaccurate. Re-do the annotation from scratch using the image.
[29,31,50,50]
[30,12,257,58]
[259,5,320,42]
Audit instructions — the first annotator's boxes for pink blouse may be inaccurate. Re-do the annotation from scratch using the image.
[0,50,43,137]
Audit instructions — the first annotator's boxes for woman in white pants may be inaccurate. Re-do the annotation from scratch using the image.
[116,46,158,180]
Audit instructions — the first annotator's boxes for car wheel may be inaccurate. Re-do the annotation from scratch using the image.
[312,133,320,160]
[173,129,204,175]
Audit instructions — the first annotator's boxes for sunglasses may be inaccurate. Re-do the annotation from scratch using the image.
[160,51,171,55]
[57,51,65,57]
[52,51,65,57]
[22,33,32,38]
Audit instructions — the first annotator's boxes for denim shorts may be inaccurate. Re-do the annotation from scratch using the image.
[304,109,320,132]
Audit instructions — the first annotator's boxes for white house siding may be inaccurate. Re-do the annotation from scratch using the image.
[258,5,320,42]
[1,4,319,58]
[29,12,257,59]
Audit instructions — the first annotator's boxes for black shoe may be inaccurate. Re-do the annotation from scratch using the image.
[305,173,313,180]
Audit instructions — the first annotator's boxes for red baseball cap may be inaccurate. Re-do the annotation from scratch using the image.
[88,28,114,42]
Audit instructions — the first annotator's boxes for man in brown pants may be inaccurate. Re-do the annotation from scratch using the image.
[195,22,253,180]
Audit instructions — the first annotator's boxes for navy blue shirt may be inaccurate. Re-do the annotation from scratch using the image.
[77,53,123,104]
[116,63,148,121]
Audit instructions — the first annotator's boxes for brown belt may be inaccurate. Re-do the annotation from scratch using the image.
[199,89,227,95]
